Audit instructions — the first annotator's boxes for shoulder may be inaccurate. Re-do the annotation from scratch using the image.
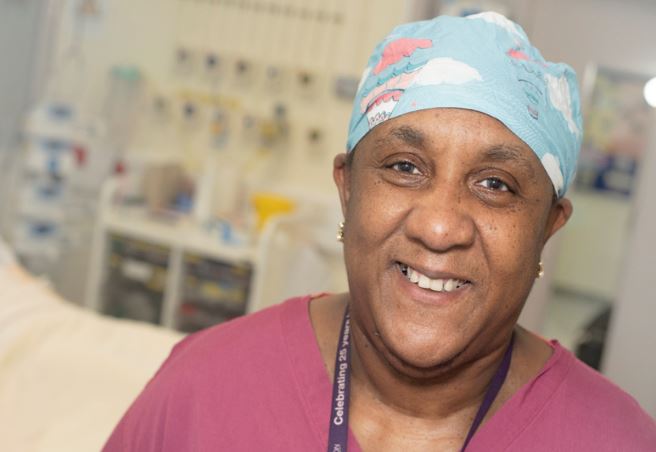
[535,343,656,449]
[480,342,656,451]
[157,295,313,383]
[559,346,655,423]
[103,295,318,452]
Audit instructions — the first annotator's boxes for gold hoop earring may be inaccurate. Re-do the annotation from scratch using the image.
[537,261,545,279]
[337,221,345,242]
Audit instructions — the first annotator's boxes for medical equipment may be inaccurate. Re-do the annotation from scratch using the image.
[43,0,432,327]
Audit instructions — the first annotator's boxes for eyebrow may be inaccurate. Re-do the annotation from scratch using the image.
[482,146,536,179]
[372,127,538,178]
[375,125,426,149]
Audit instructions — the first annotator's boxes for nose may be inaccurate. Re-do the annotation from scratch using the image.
[403,186,476,252]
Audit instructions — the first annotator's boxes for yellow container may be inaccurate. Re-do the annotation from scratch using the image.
[251,193,296,232]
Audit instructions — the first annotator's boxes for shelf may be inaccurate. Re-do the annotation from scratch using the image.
[102,207,256,263]
[86,201,259,331]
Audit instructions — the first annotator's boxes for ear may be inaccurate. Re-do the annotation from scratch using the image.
[543,197,573,245]
[333,153,351,217]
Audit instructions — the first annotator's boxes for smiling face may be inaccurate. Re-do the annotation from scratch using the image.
[334,108,572,377]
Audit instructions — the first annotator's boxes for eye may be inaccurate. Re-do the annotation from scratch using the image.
[390,161,421,175]
[478,177,511,192]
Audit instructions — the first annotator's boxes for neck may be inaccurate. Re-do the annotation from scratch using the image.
[349,320,514,421]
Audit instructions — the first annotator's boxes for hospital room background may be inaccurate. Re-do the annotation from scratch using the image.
[1,0,655,450]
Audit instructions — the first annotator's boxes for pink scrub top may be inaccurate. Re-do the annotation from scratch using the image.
[103,296,656,451]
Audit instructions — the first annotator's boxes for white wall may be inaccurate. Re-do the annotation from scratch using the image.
[0,0,50,238]
[529,0,656,78]
[603,109,656,417]
[0,0,43,150]
[49,0,409,198]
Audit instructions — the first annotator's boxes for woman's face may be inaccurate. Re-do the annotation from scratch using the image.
[334,108,572,375]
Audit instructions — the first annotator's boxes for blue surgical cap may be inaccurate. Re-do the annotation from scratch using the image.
[347,12,582,197]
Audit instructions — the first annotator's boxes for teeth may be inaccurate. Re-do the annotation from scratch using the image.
[418,274,431,289]
[404,266,467,293]
[430,279,444,291]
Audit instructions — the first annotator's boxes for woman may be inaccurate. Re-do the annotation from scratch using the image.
[104,12,656,451]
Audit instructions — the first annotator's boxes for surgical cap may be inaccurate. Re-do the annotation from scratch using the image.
[347,12,582,197]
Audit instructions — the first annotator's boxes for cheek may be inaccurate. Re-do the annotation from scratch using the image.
[479,211,545,281]
[342,177,413,315]
[345,176,411,243]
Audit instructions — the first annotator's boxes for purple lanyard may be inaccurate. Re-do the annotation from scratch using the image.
[326,308,515,452]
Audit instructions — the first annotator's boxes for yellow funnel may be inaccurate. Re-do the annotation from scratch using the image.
[251,193,296,232]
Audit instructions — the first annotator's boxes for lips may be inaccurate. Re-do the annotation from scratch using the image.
[398,263,471,293]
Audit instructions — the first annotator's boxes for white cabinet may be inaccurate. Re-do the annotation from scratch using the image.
[85,182,257,332]
[85,180,347,332]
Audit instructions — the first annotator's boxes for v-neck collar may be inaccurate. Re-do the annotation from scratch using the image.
[279,295,571,452]
[466,340,571,451]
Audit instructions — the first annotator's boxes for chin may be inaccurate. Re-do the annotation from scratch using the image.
[378,325,470,377]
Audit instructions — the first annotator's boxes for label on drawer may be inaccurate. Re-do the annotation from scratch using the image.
[122,258,154,282]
